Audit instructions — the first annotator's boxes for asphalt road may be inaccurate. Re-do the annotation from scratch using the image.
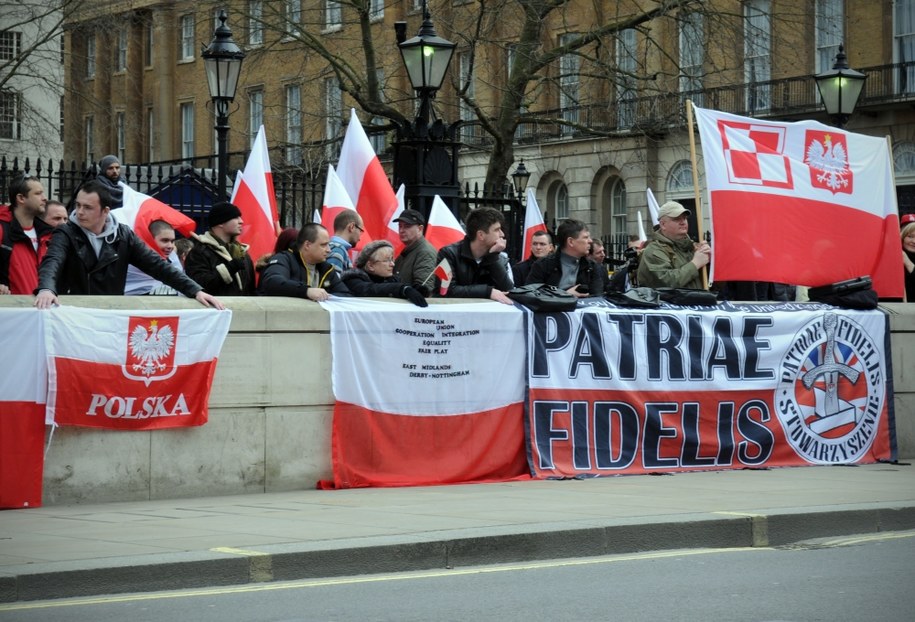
[2,531,913,622]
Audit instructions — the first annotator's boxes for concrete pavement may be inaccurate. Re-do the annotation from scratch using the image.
[1,462,914,603]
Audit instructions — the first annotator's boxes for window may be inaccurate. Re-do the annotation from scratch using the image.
[0,90,20,140]
[85,116,94,164]
[286,84,302,164]
[59,96,65,141]
[325,1,342,30]
[616,29,637,129]
[249,89,264,146]
[147,107,155,161]
[610,178,627,237]
[744,0,771,112]
[180,102,195,159]
[86,33,96,78]
[324,78,342,158]
[559,34,580,135]
[145,19,154,66]
[116,112,126,163]
[815,0,843,73]
[459,52,476,143]
[556,184,569,220]
[286,0,302,37]
[180,15,195,61]
[369,69,386,154]
[116,27,128,71]
[249,1,264,45]
[667,160,695,195]
[679,13,704,106]
[59,35,65,63]
[0,31,21,61]
[370,0,384,22]
[895,0,915,93]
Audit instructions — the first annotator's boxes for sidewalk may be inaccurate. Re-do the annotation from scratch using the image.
[2,463,914,603]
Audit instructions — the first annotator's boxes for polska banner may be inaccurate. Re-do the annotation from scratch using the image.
[528,302,895,478]
[693,106,904,298]
[320,298,528,488]
[45,307,232,430]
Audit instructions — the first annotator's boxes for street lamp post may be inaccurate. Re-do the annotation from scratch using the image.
[508,159,532,261]
[392,5,459,220]
[202,10,245,200]
[814,45,866,128]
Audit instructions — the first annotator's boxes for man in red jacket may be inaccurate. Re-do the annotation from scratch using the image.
[0,175,52,295]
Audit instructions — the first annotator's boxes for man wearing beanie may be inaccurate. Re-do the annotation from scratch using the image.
[184,202,255,296]
[96,155,124,208]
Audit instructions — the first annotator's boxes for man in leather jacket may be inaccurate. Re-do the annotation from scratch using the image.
[526,218,602,298]
[258,222,349,301]
[434,207,513,304]
[34,180,223,310]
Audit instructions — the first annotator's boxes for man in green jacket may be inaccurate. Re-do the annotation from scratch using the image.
[393,209,437,294]
[637,201,710,290]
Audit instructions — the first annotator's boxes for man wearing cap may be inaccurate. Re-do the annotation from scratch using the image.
[637,201,710,290]
[185,201,256,296]
[394,208,437,293]
[96,155,125,208]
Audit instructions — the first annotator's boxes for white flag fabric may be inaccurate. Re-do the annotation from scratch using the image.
[521,189,548,259]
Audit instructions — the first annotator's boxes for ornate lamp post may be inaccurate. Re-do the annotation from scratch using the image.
[202,10,245,200]
[814,45,866,129]
[393,5,459,220]
[507,159,532,262]
[511,159,531,199]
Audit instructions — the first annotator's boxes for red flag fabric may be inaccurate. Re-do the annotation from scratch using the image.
[424,196,465,251]
[521,188,547,259]
[45,308,231,430]
[336,109,398,241]
[114,184,196,250]
[320,299,529,488]
[320,164,356,233]
[694,106,904,297]
[0,309,46,508]
[231,125,280,263]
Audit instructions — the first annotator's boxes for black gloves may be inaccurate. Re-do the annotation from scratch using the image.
[401,285,428,307]
[227,257,247,274]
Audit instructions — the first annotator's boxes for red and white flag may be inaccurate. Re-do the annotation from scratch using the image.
[114,183,196,251]
[336,109,398,241]
[385,184,406,256]
[694,106,904,297]
[44,308,232,430]
[0,309,46,508]
[431,258,453,296]
[320,164,356,233]
[521,188,547,259]
[646,187,660,227]
[319,298,528,488]
[425,195,465,251]
[231,125,280,263]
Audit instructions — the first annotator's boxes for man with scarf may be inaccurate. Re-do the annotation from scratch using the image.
[185,202,256,296]
[34,180,222,309]
[96,155,125,209]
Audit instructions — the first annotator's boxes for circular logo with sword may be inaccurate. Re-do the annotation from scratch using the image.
[774,312,884,464]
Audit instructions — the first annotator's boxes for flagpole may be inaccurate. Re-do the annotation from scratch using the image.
[685,99,708,290]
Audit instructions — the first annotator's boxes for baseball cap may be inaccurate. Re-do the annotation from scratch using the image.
[658,201,690,219]
[394,209,425,226]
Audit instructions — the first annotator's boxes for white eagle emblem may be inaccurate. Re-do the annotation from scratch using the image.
[129,320,175,377]
[805,133,849,192]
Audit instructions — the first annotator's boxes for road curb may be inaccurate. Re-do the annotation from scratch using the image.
[4,503,915,603]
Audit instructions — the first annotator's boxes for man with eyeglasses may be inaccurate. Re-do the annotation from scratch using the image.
[327,209,365,273]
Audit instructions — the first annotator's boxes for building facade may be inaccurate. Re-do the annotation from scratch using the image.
[60,0,915,246]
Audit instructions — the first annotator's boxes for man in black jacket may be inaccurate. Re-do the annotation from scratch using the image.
[526,218,602,298]
[434,207,513,304]
[185,202,256,296]
[258,223,349,301]
[34,180,223,310]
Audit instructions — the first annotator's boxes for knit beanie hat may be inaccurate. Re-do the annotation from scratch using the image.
[99,155,120,172]
[208,202,242,228]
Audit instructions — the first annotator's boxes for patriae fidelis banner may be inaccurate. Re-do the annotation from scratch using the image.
[45,307,232,429]
[320,298,528,488]
[693,106,904,297]
[528,301,895,478]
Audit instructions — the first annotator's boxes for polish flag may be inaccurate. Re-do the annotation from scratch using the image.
[424,195,465,251]
[694,106,904,297]
[114,183,197,250]
[0,309,46,508]
[319,299,528,488]
[336,109,398,241]
[231,125,280,263]
[520,188,547,259]
[44,307,232,430]
[432,258,453,296]
[385,184,406,256]
[646,187,660,227]
[320,164,355,232]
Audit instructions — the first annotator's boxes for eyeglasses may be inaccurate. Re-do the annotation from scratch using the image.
[353,223,365,233]
[371,256,395,264]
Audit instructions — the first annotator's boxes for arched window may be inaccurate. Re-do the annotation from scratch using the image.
[610,178,627,236]
[555,184,569,219]
[894,141,915,179]
[667,160,694,195]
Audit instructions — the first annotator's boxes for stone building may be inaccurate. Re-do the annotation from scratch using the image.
[61,0,915,245]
